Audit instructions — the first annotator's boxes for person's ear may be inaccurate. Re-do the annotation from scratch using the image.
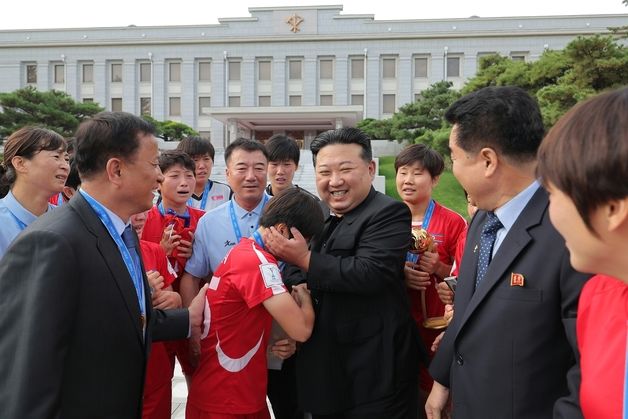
[432,175,440,188]
[368,160,376,179]
[106,158,123,186]
[11,156,27,174]
[480,147,498,177]
[63,186,76,199]
[605,197,628,233]
[275,223,291,238]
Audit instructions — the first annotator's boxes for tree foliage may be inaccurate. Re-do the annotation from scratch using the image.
[389,81,460,144]
[141,115,198,141]
[461,35,628,127]
[0,86,103,137]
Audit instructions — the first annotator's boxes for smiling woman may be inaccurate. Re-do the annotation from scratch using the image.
[0,126,68,257]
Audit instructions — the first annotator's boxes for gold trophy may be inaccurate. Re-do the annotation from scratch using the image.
[410,228,449,330]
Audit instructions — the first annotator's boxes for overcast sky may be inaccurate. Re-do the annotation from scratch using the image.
[2,0,626,30]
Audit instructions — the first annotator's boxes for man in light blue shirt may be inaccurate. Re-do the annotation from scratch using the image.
[180,138,270,306]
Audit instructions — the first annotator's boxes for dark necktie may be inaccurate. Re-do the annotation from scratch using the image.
[121,225,143,279]
[475,212,503,288]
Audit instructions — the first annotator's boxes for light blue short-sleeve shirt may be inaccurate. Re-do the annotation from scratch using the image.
[0,191,55,259]
[185,194,270,278]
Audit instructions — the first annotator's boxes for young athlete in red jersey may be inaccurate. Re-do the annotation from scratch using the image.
[131,211,181,419]
[141,150,204,388]
[187,188,323,419]
[395,144,466,413]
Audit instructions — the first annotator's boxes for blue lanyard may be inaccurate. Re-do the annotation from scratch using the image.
[80,190,145,317]
[187,180,212,210]
[229,195,269,243]
[251,230,285,272]
[422,199,435,232]
[252,230,265,249]
[158,202,191,227]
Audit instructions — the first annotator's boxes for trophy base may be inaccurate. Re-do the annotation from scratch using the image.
[422,316,448,330]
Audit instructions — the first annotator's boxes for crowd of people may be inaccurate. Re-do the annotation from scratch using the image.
[0,85,625,419]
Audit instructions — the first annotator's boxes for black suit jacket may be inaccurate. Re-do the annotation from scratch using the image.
[429,187,589,418]
[0,193,189,419]
[297,187,424,415]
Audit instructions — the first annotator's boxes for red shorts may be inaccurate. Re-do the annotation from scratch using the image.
[166,339,194,376]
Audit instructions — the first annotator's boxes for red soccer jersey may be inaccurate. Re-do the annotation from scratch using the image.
[139,240,176,288]
[138,239,178,419]
[187,238,287,415]
[577,274,628,419]
[406,201,466,391]
[141,205,205,277]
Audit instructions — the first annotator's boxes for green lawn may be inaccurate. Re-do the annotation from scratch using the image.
[379,155,468,218]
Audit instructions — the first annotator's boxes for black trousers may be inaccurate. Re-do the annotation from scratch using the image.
[267,355,303,419]
[311,379,419,419]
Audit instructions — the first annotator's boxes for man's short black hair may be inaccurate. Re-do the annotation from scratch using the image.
[445,86,545,162]
[266,134,300,166]
[158,150,196,174]
[224,138,269,165]
[74,112,156,179]
[310,127,372,166]
[259,187,324,240]
[176,136,215,161]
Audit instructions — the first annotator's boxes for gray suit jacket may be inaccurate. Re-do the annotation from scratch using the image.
[429,187,589,419]
[0,193,189,419]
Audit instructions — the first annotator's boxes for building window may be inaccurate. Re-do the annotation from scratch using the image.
[140,63,151,82]
[414,93,422,102]
[320,95,333,106]
[319,59,333,80]
[511,54,527,62]
[169,97,181,116]
[169,62,181,82]
[288,60,302,80]
[351,94,364,106]
[414,57,428,78]
[111,98,123,112]
[446,57,461,78]
[199,131,211,139]
[351,58,364,79]
[140,97,151,116]
[258,96,271,106]
[54,64,65,84]
[82,64,93,83]
[111,63,123,82]
[258,61,271,81]
[383,94,396,114]
[198,96,211,115]
[289,95,302,106]
[382,58,396,78]
[228,61,241,81]
[26,64,37,84]
[228,96,241,107]
[199,61,211,81]
[83,98,94,103]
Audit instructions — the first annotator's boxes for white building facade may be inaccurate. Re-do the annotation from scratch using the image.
[0,5,626,147]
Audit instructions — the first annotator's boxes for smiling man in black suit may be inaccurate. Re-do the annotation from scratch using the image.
[265,127,424,419]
